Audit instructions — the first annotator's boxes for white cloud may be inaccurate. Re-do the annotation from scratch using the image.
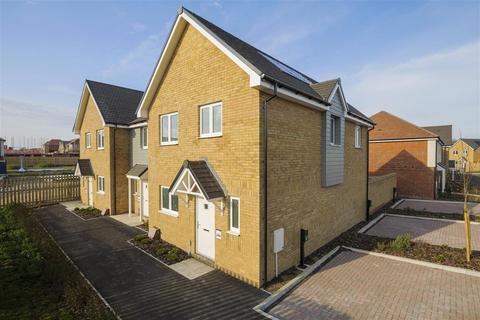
[131,22,147,33]
[0,97,75,141]
[345,41,480,138]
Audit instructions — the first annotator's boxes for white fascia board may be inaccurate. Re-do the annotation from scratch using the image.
[328,82,348,114]
[345,114,373,128]
[254,79,329,111]
[370,137,439,143]
[136,12,262,119]
[73,82,106,134]
[105,124,129,129]
[128,122,148,129]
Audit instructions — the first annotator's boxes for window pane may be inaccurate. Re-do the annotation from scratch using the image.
[330,118,335,144]
[170,114,178,142]
[201,107,210,134]
[213,105,221,133]
[162,187,170,209]
[231,199,239,229]
[161,117,169,142]
[171,194,179,212]
[142,127,148,147]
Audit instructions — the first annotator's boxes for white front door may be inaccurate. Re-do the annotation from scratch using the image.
[88,177,93,206]
[196,197,215,260]
[142,182,149,217]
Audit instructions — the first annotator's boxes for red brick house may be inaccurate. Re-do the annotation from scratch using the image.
[369,111,445,199]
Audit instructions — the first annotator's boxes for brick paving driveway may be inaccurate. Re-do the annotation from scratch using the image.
[365,215,480,251]
[35,205,267,320]
[397,199,480,216]
[268,250,480,320]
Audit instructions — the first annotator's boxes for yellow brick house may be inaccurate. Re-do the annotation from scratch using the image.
[135,8,374,287]
[449,138,480,172]
[73,80,149,217]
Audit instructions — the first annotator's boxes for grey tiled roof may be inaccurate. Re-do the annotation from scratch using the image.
[170,160,225,200]
[461,139,480,150]
[311,79,338,100]
[183,8,325,103]
[76,159,94,176]
[126,164,148,178]
[422,125,452,145]
[86,80,144,126]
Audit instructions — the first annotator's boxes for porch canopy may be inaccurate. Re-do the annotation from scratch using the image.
[126,164,148,180]
[74,159,94,177]
[170,160,225,201]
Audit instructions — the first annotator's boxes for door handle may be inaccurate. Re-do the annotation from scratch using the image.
[203,228,209,232]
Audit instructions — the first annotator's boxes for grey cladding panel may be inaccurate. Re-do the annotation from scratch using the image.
[323,91,345,187]
[130,127,148,166]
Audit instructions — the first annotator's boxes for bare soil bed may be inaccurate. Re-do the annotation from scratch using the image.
[73,207,102,220]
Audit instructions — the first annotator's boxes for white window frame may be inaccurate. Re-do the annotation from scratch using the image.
[355,125,362,148]
[453,150,458,155]
[96,129,105,150]
[141,126,148,149]
[200,102,222,138]
[85,132,92,149]
[160,186,179,217]
[97,176,105,194]
[229,197,240,235]
[160,112,179,146]
[330,115,341,146]
[463,150,468,156]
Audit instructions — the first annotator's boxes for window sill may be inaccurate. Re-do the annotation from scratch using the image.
[97,191,105,195]
[159,209,178,218]
[329,143,342,147]
[86,146,91,149]
[199,133,222,139]
[355,146,362,149]
[97,147,105,151]
[142,146,148,150]
[227,230,240,237]
[160,142,178,146]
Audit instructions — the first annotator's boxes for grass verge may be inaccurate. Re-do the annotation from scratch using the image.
[0,204,115,320]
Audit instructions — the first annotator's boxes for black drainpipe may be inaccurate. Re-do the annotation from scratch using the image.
[366,127,372,221]
[263,81,277,285]
[112,127,117,215]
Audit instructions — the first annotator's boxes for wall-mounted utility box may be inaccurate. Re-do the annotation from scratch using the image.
[274,228,285,253]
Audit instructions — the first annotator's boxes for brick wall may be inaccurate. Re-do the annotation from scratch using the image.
[369,140,434,199]
[79,95,112,212]
[265,95,368,281]
[368,173,397,213]
[147,24,262,286]
[112,128,130,214]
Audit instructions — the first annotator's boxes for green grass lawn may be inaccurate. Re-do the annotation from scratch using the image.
[0,205,74,319]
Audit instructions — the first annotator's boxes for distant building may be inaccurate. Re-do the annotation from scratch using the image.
[449,138,480,172]
[65,138,80,155]
[44,139,64,154]
[0,138,6,177]
[422,125,452,166]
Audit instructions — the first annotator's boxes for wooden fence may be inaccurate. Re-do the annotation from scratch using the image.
[0,174,80,207]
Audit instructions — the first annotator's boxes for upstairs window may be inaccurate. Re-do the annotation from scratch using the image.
[97,129,104,150]
[160,186,179,216]
[355,126,361,148]
[161,112,178,145]
[85,132,92,148]
[453,150,458,155]
[330,115,341,146]
[141,127,148,149]
[463,150,468,156]
[229,197,240,235]
[200,102,222,138]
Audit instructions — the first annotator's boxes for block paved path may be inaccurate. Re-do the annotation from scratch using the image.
[35,205,267,320]
[365,214,480,251]
[397,199,480,216]
[268,250,480,320]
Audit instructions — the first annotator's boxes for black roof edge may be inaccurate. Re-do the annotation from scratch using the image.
[262,75,330,106]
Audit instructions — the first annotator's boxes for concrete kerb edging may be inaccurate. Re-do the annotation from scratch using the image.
[386,213,480,225]
[391,199,405,209]
[358,213,386,234]
[253,246,341,317]
[35,213,122,320]
[344,246,480,278]
[402,198,478,205]
[126,240,191,280]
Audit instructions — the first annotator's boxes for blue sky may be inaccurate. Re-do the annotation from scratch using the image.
[1,0,479,147]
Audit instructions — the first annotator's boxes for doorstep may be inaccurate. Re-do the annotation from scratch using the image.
[169,258,214,280]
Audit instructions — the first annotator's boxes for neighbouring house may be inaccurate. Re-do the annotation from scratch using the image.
[449,138,480,172]
[369,111,445,200]
[422,125,452,166]
[65,138,80,155]
[0,138,6,177]
[73,80,146,217]
[43,139,64,154]
[134,7,374,287]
